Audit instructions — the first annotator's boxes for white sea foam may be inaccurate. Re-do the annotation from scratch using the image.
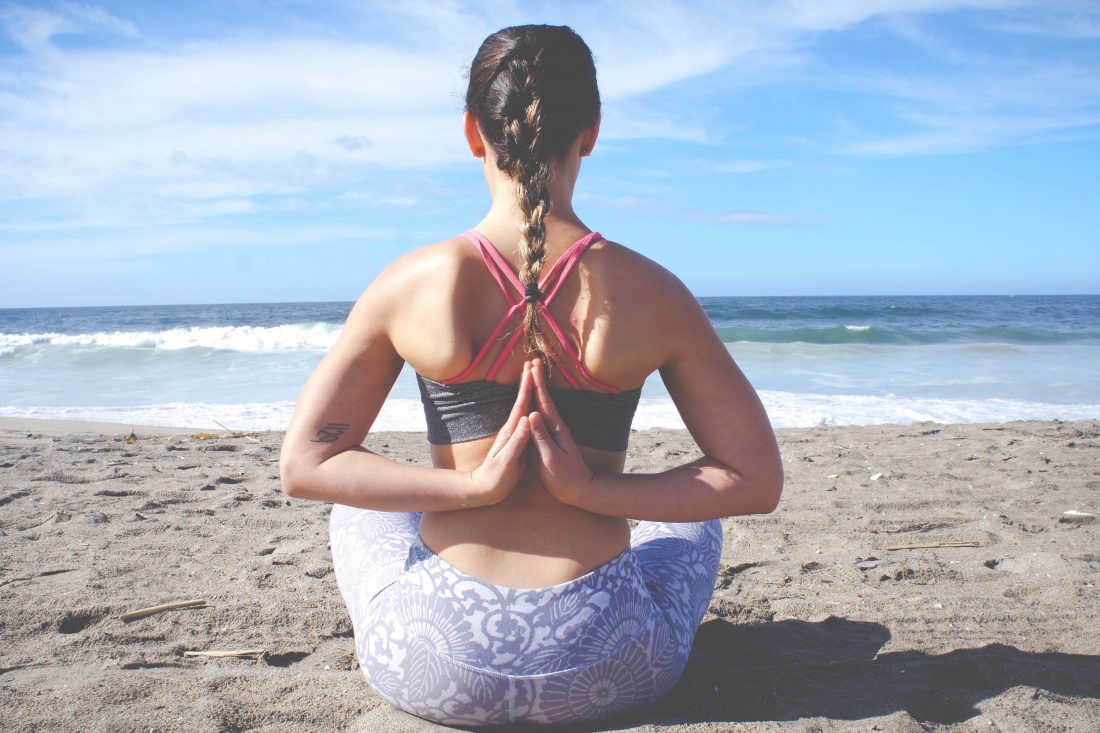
[845,325,872,331]
[4,392,1097,433]
[0,323,342,353]
[625,392,1100,430]
[756,391,1100,429]
[0,402,300,431]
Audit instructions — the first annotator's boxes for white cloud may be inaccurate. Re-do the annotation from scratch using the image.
[0,32,472,229]
[846,111,1100,155]
[981,2,1100,38]
[576,192,801,226]
[697,159,786,175]
[339,191,420,208]
[0,1,137,51]
[0,0,1096,246]
[829,48,1100,154]
[0,224,392,266]
[0,3,77,52]
[709,210,800,226]
[600,101,715,143]
[60,1,139,38]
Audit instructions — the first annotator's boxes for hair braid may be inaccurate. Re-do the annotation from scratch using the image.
[507,70,554,362]
[465,25,600,366]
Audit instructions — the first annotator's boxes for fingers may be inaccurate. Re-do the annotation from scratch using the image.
[510,361,533,422]
[488,362,533,457]
[528,410,591,503]
[497,415,530,464]
[468,414,529,507]
[529,358,581,455]
[529,358,565,427]
[527,411,559,463]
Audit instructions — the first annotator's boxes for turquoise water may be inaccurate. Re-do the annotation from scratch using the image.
[1,296,1097,430]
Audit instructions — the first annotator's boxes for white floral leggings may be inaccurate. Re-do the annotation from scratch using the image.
[329,505,722,727]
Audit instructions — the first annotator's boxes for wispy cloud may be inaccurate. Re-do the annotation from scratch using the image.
[845,110,1100,155]
[2,0,1087,203]
[710,210,800,225]
[578,192,803,226]
[0,224,392,267]
[981,3,1100,39]
[818,6,1100,154]
[0,0,1097,267]
[0,1,138,52]
[835,63,1100,154]
[692,159,789,175]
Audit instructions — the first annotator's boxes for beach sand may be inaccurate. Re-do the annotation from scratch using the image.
[0,417,1097,732]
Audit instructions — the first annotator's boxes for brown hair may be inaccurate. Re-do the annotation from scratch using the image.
[465,25,600,362]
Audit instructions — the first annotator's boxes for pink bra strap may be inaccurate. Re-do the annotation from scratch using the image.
[462,230,521,305]
[536,302,620,392]
[540,232,602,305]
[439,231,522,383]
[445,229,617,392]
[461,229,601,302]
[529,231,617,391]
[444,301,523,384]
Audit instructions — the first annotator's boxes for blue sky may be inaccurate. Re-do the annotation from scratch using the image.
[1,0,1098,307]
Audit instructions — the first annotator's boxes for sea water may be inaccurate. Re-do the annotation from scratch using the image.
[1,296,1097,431]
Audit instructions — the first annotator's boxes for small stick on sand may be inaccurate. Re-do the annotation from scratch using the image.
[18,512,58,531]
[213,419,261,442]
[183,649,266,658]
[120,598,207,621]
[885,540,981,550]
[0,576,32,588]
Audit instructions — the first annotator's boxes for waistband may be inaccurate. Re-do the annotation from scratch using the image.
[373,535,658,677]
[408,534,634,594]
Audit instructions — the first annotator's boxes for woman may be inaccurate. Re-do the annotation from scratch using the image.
[280,24,782,727]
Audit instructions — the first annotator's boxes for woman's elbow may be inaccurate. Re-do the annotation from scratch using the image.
[756,451,785,513]
[749,434,785,512]
[756,467,783,514]
[278,451,312,499]
[727,456,783,516]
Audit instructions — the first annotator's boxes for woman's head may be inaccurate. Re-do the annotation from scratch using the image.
[465,25,600,175]
[465,24,600,363]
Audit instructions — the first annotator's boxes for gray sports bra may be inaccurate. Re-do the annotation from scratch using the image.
[415,230,642,452]
[417,374,642,451]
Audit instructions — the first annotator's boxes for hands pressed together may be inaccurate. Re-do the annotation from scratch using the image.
[465,359,595,508]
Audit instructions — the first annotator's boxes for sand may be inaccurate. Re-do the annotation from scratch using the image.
[0,417,1097,732]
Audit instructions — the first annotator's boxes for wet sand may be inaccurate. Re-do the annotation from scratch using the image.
[0,417,1097,732]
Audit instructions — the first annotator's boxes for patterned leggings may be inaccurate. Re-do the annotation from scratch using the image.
[329,505,722,727]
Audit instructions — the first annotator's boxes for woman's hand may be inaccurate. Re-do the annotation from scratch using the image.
[463,361,534,507]
[526,359,596,506]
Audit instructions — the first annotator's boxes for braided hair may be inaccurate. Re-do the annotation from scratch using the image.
[465,25,600,363]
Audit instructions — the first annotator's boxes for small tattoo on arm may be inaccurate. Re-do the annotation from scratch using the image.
[311,423,350,443]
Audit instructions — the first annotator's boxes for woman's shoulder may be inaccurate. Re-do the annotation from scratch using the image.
[344,235,476,331]
[566,236,702,383]
[585,236,694,303]
[373,235,475,290]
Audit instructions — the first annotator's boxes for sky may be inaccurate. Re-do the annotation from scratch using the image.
[0,0,1098,307]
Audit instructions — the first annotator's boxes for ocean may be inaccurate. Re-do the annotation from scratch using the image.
[1,295,1098,431]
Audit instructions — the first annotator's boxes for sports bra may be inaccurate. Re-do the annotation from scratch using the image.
[416,229,642,451]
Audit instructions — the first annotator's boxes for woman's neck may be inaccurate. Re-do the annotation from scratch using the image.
[478,160,586,240]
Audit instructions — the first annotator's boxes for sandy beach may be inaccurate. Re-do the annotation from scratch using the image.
[0,417,1097,732]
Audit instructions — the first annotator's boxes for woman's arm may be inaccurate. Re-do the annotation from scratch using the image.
[527,278,783,522]
[279,268,532,511]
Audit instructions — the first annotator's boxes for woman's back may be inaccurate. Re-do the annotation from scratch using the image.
[380,223,686,586]
[388,225,671,393]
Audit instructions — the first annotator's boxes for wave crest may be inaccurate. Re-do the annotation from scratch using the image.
[0,323,342,353]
